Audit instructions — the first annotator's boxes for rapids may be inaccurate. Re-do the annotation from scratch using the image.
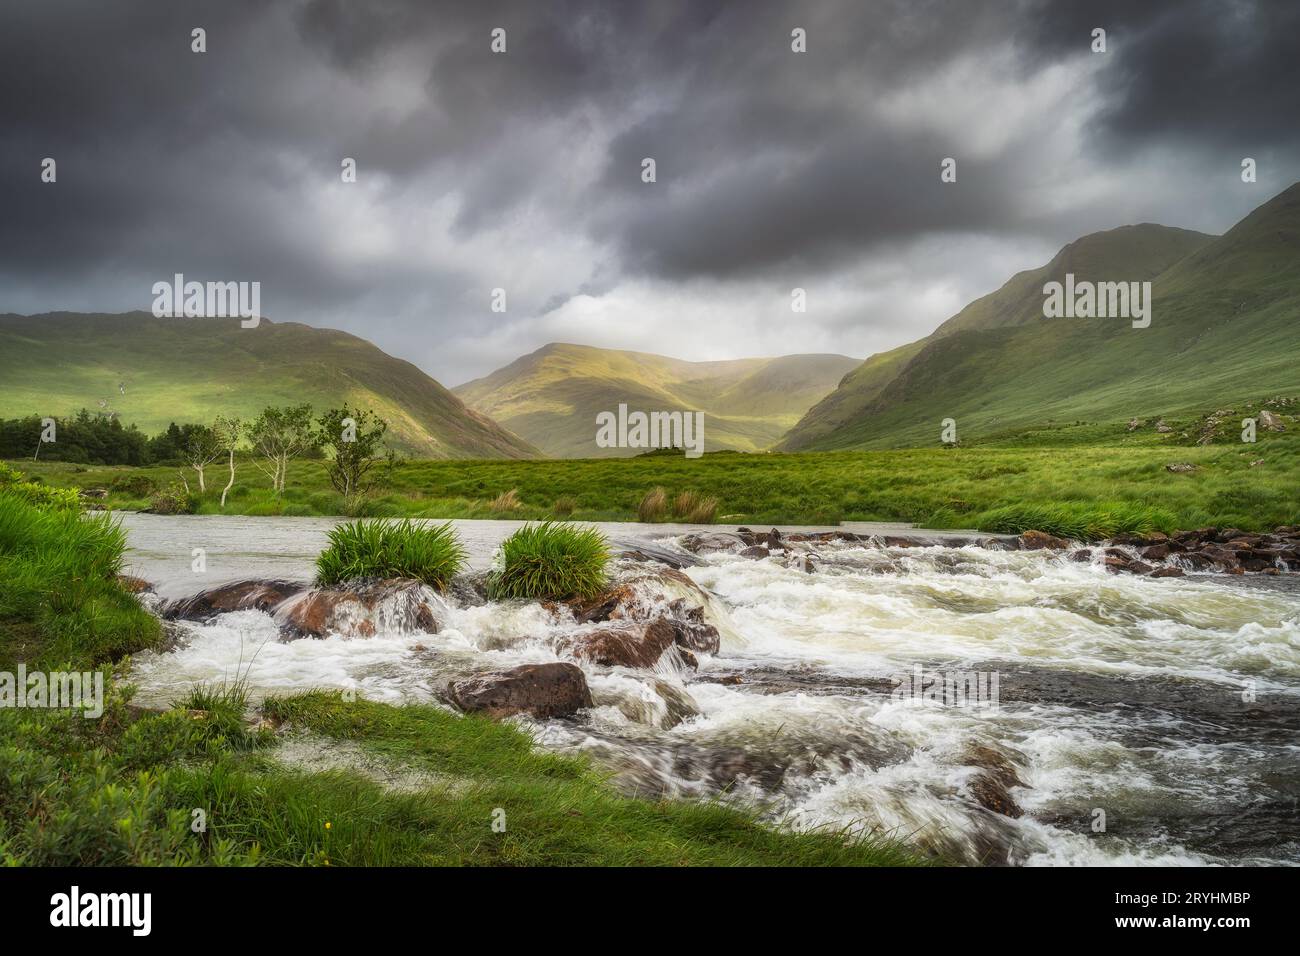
[120,514,1300,866]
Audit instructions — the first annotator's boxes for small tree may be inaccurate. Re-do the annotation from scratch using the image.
[246,404,317,495]
[212,415,242,508]
[181,424,223,493]
[317,405,390,505]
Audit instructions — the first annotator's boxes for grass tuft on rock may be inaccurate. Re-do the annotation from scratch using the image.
[488,520,609,601]
[315,518,466,589]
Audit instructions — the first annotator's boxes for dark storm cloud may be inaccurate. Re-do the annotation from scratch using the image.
[1021,0,1300,148]
[0,0,1296,381]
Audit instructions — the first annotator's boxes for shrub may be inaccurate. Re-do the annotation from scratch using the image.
[637,487,668,522]
[490,488,521,513]
[315,519,466,589]
[149,483,198,515]
[552,495,577,516]
[487,521,609,601]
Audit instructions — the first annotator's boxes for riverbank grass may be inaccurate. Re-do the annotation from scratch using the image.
[0,491,160,668]
[487,521,610,600]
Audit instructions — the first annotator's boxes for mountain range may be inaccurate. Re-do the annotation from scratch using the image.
[453,344,860,457]
[3,184,1296,460]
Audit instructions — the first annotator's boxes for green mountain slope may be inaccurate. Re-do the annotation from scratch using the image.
[454,343,860,457]
[779,183,1300,450]
[0,312,538,459]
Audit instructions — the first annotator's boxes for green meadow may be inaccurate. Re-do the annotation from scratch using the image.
[15,413,1300,535]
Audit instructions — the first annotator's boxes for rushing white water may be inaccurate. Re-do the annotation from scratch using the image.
[121,515,1300,866]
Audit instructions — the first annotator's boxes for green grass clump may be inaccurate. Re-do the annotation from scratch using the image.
[973,501,1177,541]
[315,518,466,589]
[0,491,160,668]
[488,521,609,601]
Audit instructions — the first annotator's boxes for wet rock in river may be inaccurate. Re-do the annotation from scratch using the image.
[968,773,1024,819]
[273,579,447,640]
[446,662,593,720]
[162,578,307,621]
[1017,530,1072,550]
[561,565,721,656]
[559,619,677,669]
[678,531,747,554]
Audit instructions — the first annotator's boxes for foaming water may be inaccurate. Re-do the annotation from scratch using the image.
[122,516,1300,866]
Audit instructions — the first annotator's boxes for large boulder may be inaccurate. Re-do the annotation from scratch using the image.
[1258,409,1286,431]
[273,579,446,639]
[446,662,593,719]
[162,579,307,621]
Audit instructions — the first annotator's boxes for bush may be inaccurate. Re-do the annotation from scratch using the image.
[149,483,198,515]
[637,487,668,522]
[315,519,466,589]
[487,521,609,601]
[552,495,577,517]
[0,462,80,511]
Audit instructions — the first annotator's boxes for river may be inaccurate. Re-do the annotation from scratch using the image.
[118,514,1300,866]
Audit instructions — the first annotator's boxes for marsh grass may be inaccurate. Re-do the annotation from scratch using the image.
[315,518,466,589]
[487,520,609,601]
[489,488,521,512]
[638,486,668,522]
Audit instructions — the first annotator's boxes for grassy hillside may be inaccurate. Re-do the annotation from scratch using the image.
[455,343,859,457]
[780,217,1231,450]
[782,183,1300,450]
[0,312,538,459]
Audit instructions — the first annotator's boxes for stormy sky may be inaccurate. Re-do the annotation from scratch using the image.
[2,0,1298,385]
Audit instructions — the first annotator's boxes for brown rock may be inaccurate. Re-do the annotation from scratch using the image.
[1018,530,1071,550]
[739,545,770,558]
[969,773,1024,818]
[163,579,306,621]
[274,579,444,639]
[446,662,593,719]
[559,619,676,669]
[1149,567,1185,578]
